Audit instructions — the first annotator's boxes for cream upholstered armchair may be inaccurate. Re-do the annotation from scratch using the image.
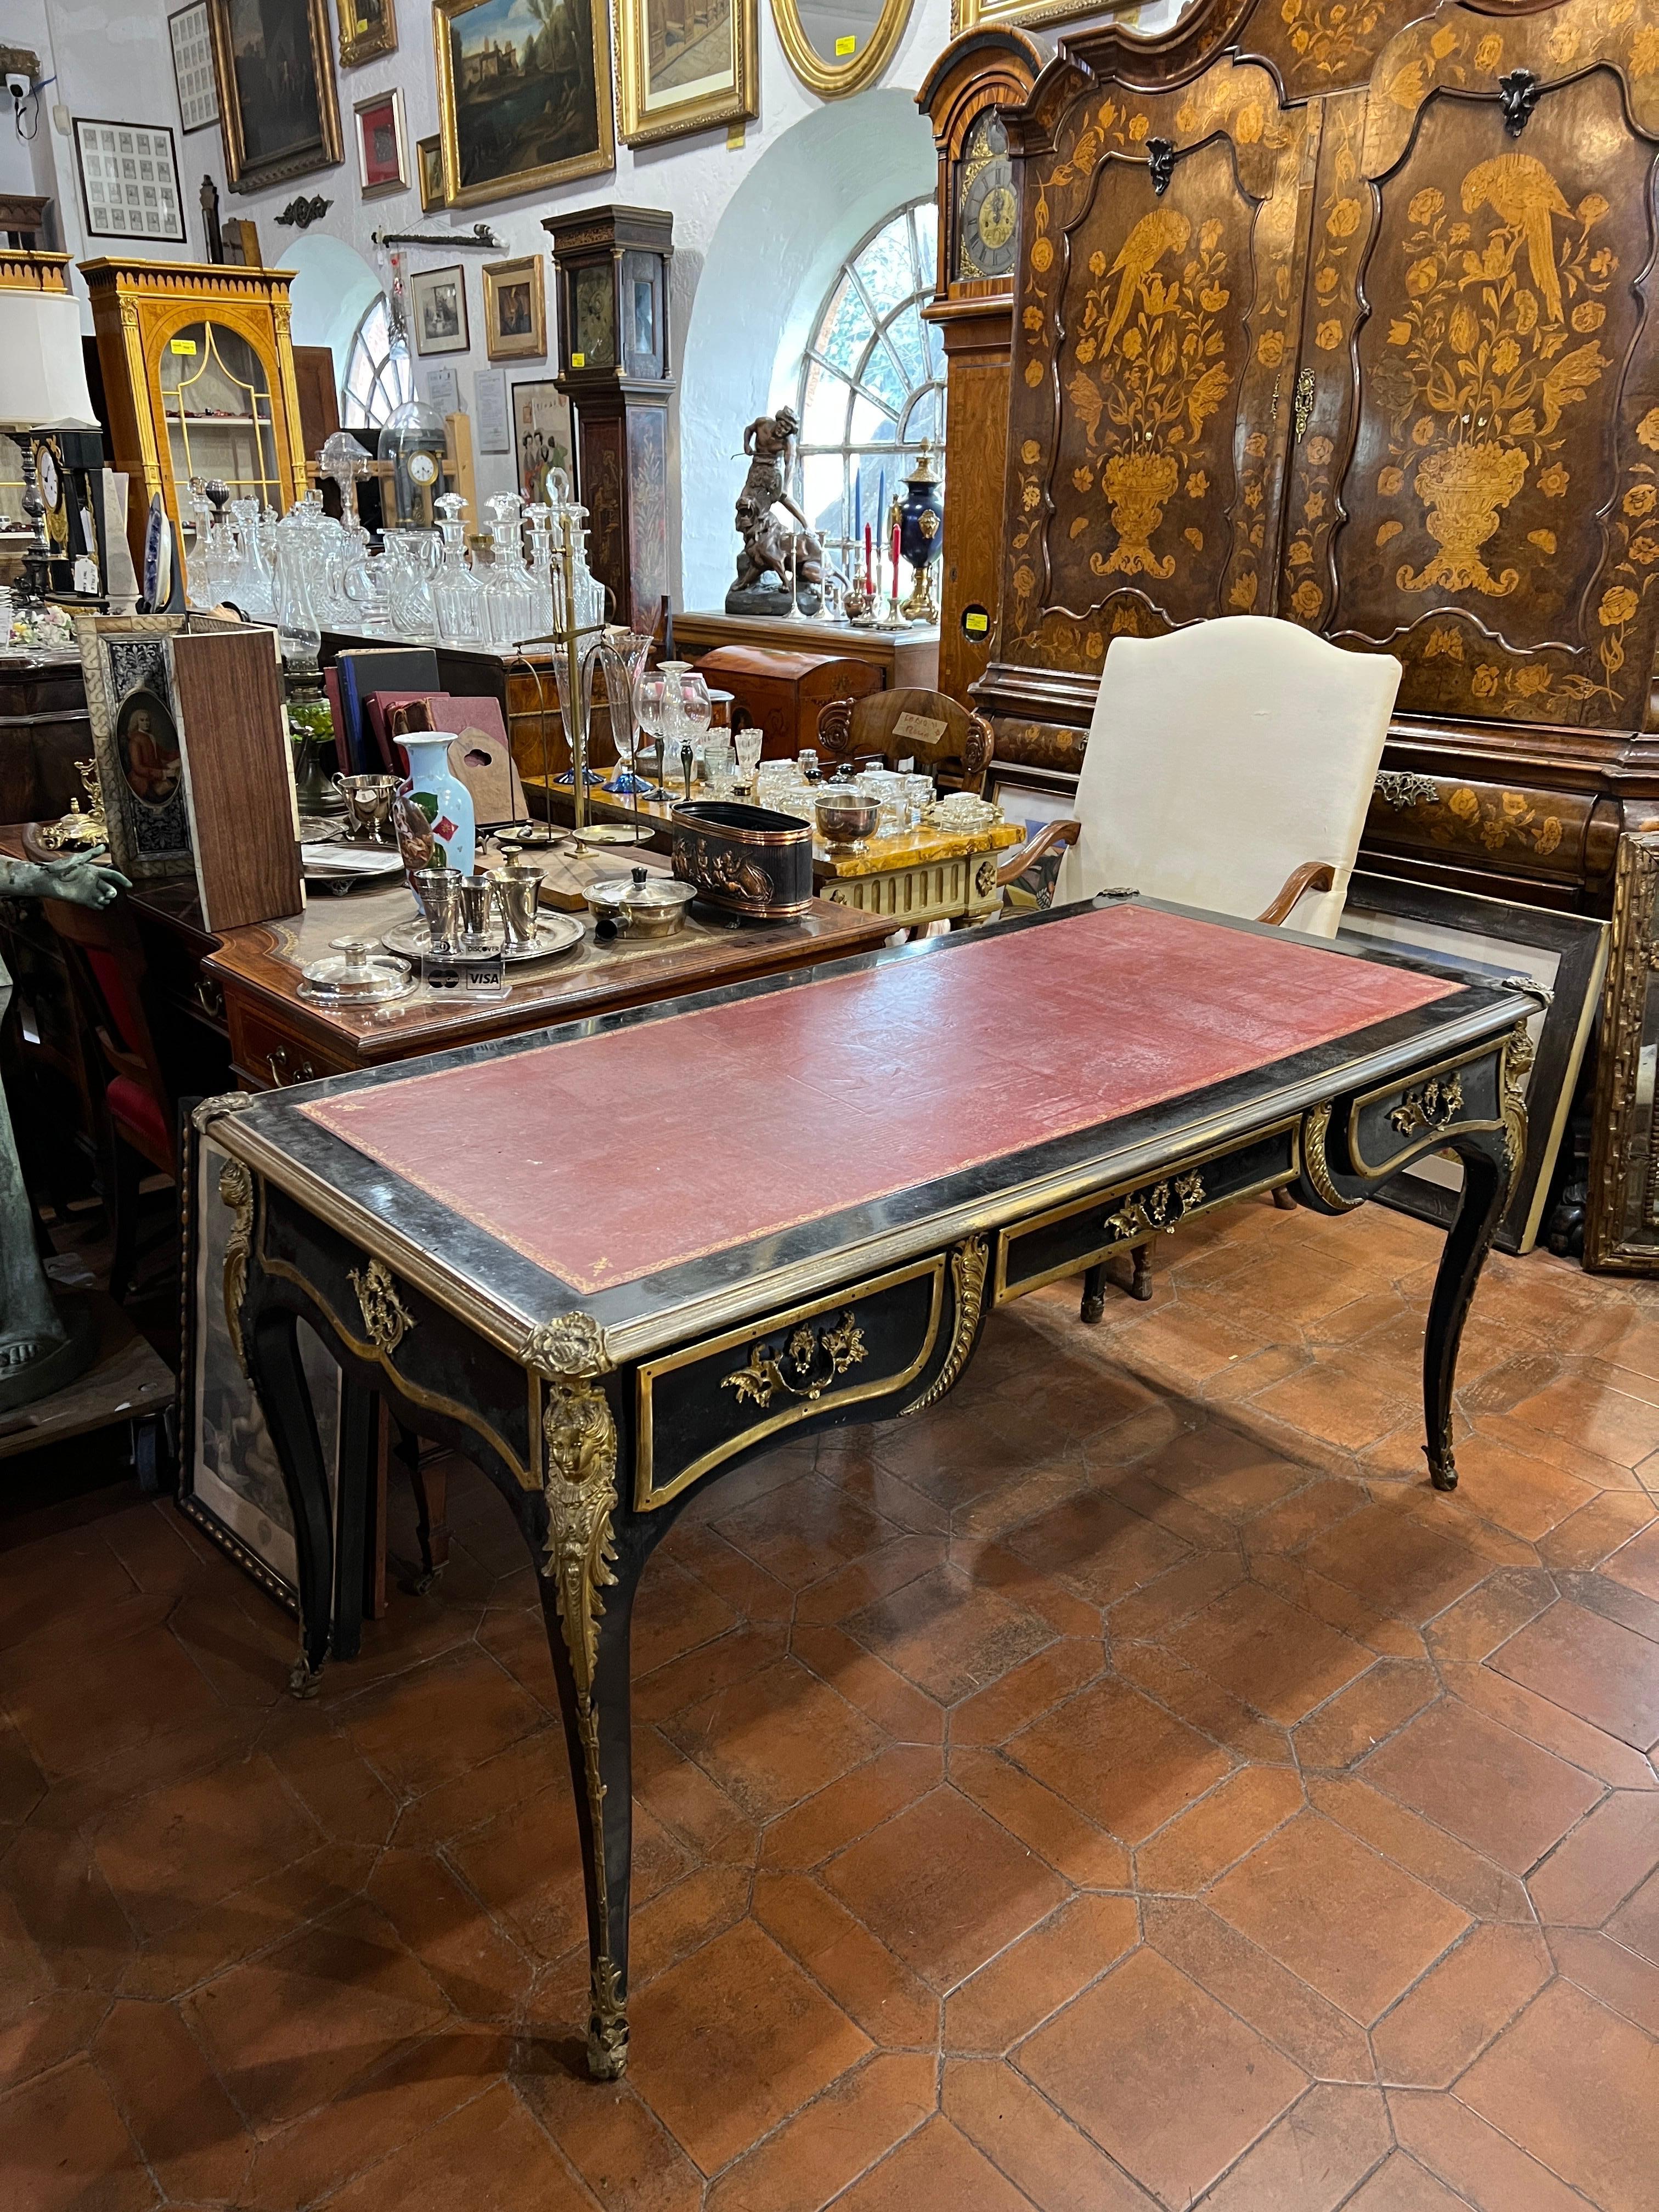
[995,614,1403,1308]
[998,615,1402,936]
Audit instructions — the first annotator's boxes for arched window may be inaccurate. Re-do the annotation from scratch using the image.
[795,198,944,568]
[340,294,412,430]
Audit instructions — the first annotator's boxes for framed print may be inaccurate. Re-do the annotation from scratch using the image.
[73,118,186,244]
[433,0,614,209]
[339,0,398,66]
[411,264,469,355]
[417,131,445,210]
[207,0,343,195]
[354,86,408,194]
[514,378,573,504]
[617,0,755,148]
[1337,870,1607,1256]
[1587,833,1659,1271]
[168,3,221,132]
[74,612,194,884]
[180,1112,343,1614]
[483,254,545,362]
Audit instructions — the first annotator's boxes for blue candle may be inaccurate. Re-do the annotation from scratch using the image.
[854,469,861,543]
[877,469,885,534]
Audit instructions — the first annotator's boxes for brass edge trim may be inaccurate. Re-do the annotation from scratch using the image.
[217,997,1524,1370]
[217,1119,532,1362]
[257,1244,533,1491]
[177,1493,301,1614]
[1344,1040,1505,1183]
[990,1115,1301,1304]
[633,1255,945,1510]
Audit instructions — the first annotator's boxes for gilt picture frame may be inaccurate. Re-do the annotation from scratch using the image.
[411,263,470,355]
[207,0,343,195]
[354,86,409,194]
[1586,832,1659,1272]
[338,0,398,66]
[433,0,614,209]
[417,131,445,209]
[617,0,756,148]
[483,255,545,361]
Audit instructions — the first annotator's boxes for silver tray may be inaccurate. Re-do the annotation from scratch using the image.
[382,911,585,965]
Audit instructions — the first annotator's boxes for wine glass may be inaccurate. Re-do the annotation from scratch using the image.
[634,670,666,794]
[735,725,763,791]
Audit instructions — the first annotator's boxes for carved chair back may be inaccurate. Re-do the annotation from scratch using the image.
[816,687,994,794]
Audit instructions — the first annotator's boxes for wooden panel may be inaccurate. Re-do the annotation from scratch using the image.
[168,629,302,934]
[935,312,1012,702]
[985,54,1313,724]
[577,410,627,622]
[625,403,669,633]
[1289,57,1659,733]
[291,343,340,469]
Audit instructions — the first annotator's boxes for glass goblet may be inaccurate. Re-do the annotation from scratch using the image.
[735,725,763,791]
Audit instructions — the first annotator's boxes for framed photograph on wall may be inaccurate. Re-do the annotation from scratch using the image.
[73,118,187,244]
[416,132,445,210]
[617,0,756,147]
[339,0,398,66]
[1336,870,1608,1255]
[513,379,573,504]
[168,3,221,132]
[353,86,409,194]
[433,0,614,208]
[483,255,545,362]
[411,264,469,355]
[206,0,343,195]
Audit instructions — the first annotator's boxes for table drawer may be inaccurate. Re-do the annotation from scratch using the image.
[1345,1043,1504,1184]
[995,1119,1300,1301]
[634,1254,949,1510]
[228,999,352,1092]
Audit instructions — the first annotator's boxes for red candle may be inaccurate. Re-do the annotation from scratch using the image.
[864,522,873,595]
[890,518,900,599]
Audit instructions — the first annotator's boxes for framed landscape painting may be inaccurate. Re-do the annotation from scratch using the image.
[207,0,343,194]
[433,0,614,208]
[617,0,755,146]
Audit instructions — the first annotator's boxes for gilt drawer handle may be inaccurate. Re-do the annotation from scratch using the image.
[1108,1169,1205,1243]
[195,978,224,1019]
[723,1312,867,1408]
[1389,1074,1464,1138]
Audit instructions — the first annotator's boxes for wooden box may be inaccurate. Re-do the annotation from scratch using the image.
[694,645,882,760]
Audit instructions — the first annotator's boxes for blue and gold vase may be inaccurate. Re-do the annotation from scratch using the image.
[898,441,944,624]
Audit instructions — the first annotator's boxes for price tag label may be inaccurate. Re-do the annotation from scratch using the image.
[834,32,856,52]
[571,351,586,368]
[169,338,198,356]
[962,605,990,639]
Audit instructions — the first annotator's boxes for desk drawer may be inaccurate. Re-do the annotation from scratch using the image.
[228,1000,352,1092]
[996,1120,1299,1301]
[634,1255,948,1510]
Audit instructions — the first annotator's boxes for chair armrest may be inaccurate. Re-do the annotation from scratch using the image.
[995,819,1081,887]
[1255,861,1335,927]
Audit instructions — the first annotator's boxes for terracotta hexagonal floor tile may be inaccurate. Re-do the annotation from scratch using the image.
[843,1562,1056,1705]
[1493,1600,1659,1752]
[1164,1581,1374,1726]
[625,1920,871,2175]
[1007,1677,1232,1846]
[1017,1946,1306,2206]
[1208,1813,1469,2024]
[821,1785,1069,1993]
[1359,1700,1601,1875]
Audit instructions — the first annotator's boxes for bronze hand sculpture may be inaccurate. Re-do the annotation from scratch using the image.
[0,852,131,1410]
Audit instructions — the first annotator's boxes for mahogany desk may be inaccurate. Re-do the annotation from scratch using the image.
[201,896,1535,2080]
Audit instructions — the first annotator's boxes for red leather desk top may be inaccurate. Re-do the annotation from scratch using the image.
[301,905,1453,1292]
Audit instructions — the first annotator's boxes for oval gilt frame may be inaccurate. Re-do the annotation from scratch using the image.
[771,0,916,97]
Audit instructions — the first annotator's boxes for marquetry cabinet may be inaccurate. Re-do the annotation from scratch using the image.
[929,0,1659,915]
[81,258,308,584]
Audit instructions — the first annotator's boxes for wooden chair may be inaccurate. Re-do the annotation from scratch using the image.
[993,616,1403,1312]
[43,890,178,1303]
[817,687,995,793]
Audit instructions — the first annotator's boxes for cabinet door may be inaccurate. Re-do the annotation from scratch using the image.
[1284,13,1659,731]
[994,58,1314,713]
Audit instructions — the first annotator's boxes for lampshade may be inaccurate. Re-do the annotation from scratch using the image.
[0,287,99,433]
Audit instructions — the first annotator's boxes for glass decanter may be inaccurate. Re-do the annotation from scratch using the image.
[524,502,556,637]
[432,492,486,645]
[483,493,538,649]
[228,496,275,621]
[385,528,440,641]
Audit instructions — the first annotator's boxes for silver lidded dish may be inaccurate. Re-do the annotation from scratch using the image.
[585,866,698,939]
[299,938,415,1006]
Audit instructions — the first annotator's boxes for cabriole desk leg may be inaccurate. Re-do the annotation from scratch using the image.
[1420,1125,1510,1493]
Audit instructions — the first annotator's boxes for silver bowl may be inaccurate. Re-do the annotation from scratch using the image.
[815,793,881,849]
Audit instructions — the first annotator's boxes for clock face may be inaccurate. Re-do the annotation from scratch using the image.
[572,266,615,369]
[408,451,438,486]
[962,160,1017,279]
[36,445,61,514]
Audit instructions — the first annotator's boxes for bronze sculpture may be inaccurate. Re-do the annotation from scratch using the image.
[727,407,823,616]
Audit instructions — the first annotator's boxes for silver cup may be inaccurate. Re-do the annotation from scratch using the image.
[495,864,543,949]
[458,871,497,944]
[411,867,464,953]
[335,772,399,840]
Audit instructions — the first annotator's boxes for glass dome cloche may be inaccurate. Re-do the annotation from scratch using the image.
[379,391,448,530]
